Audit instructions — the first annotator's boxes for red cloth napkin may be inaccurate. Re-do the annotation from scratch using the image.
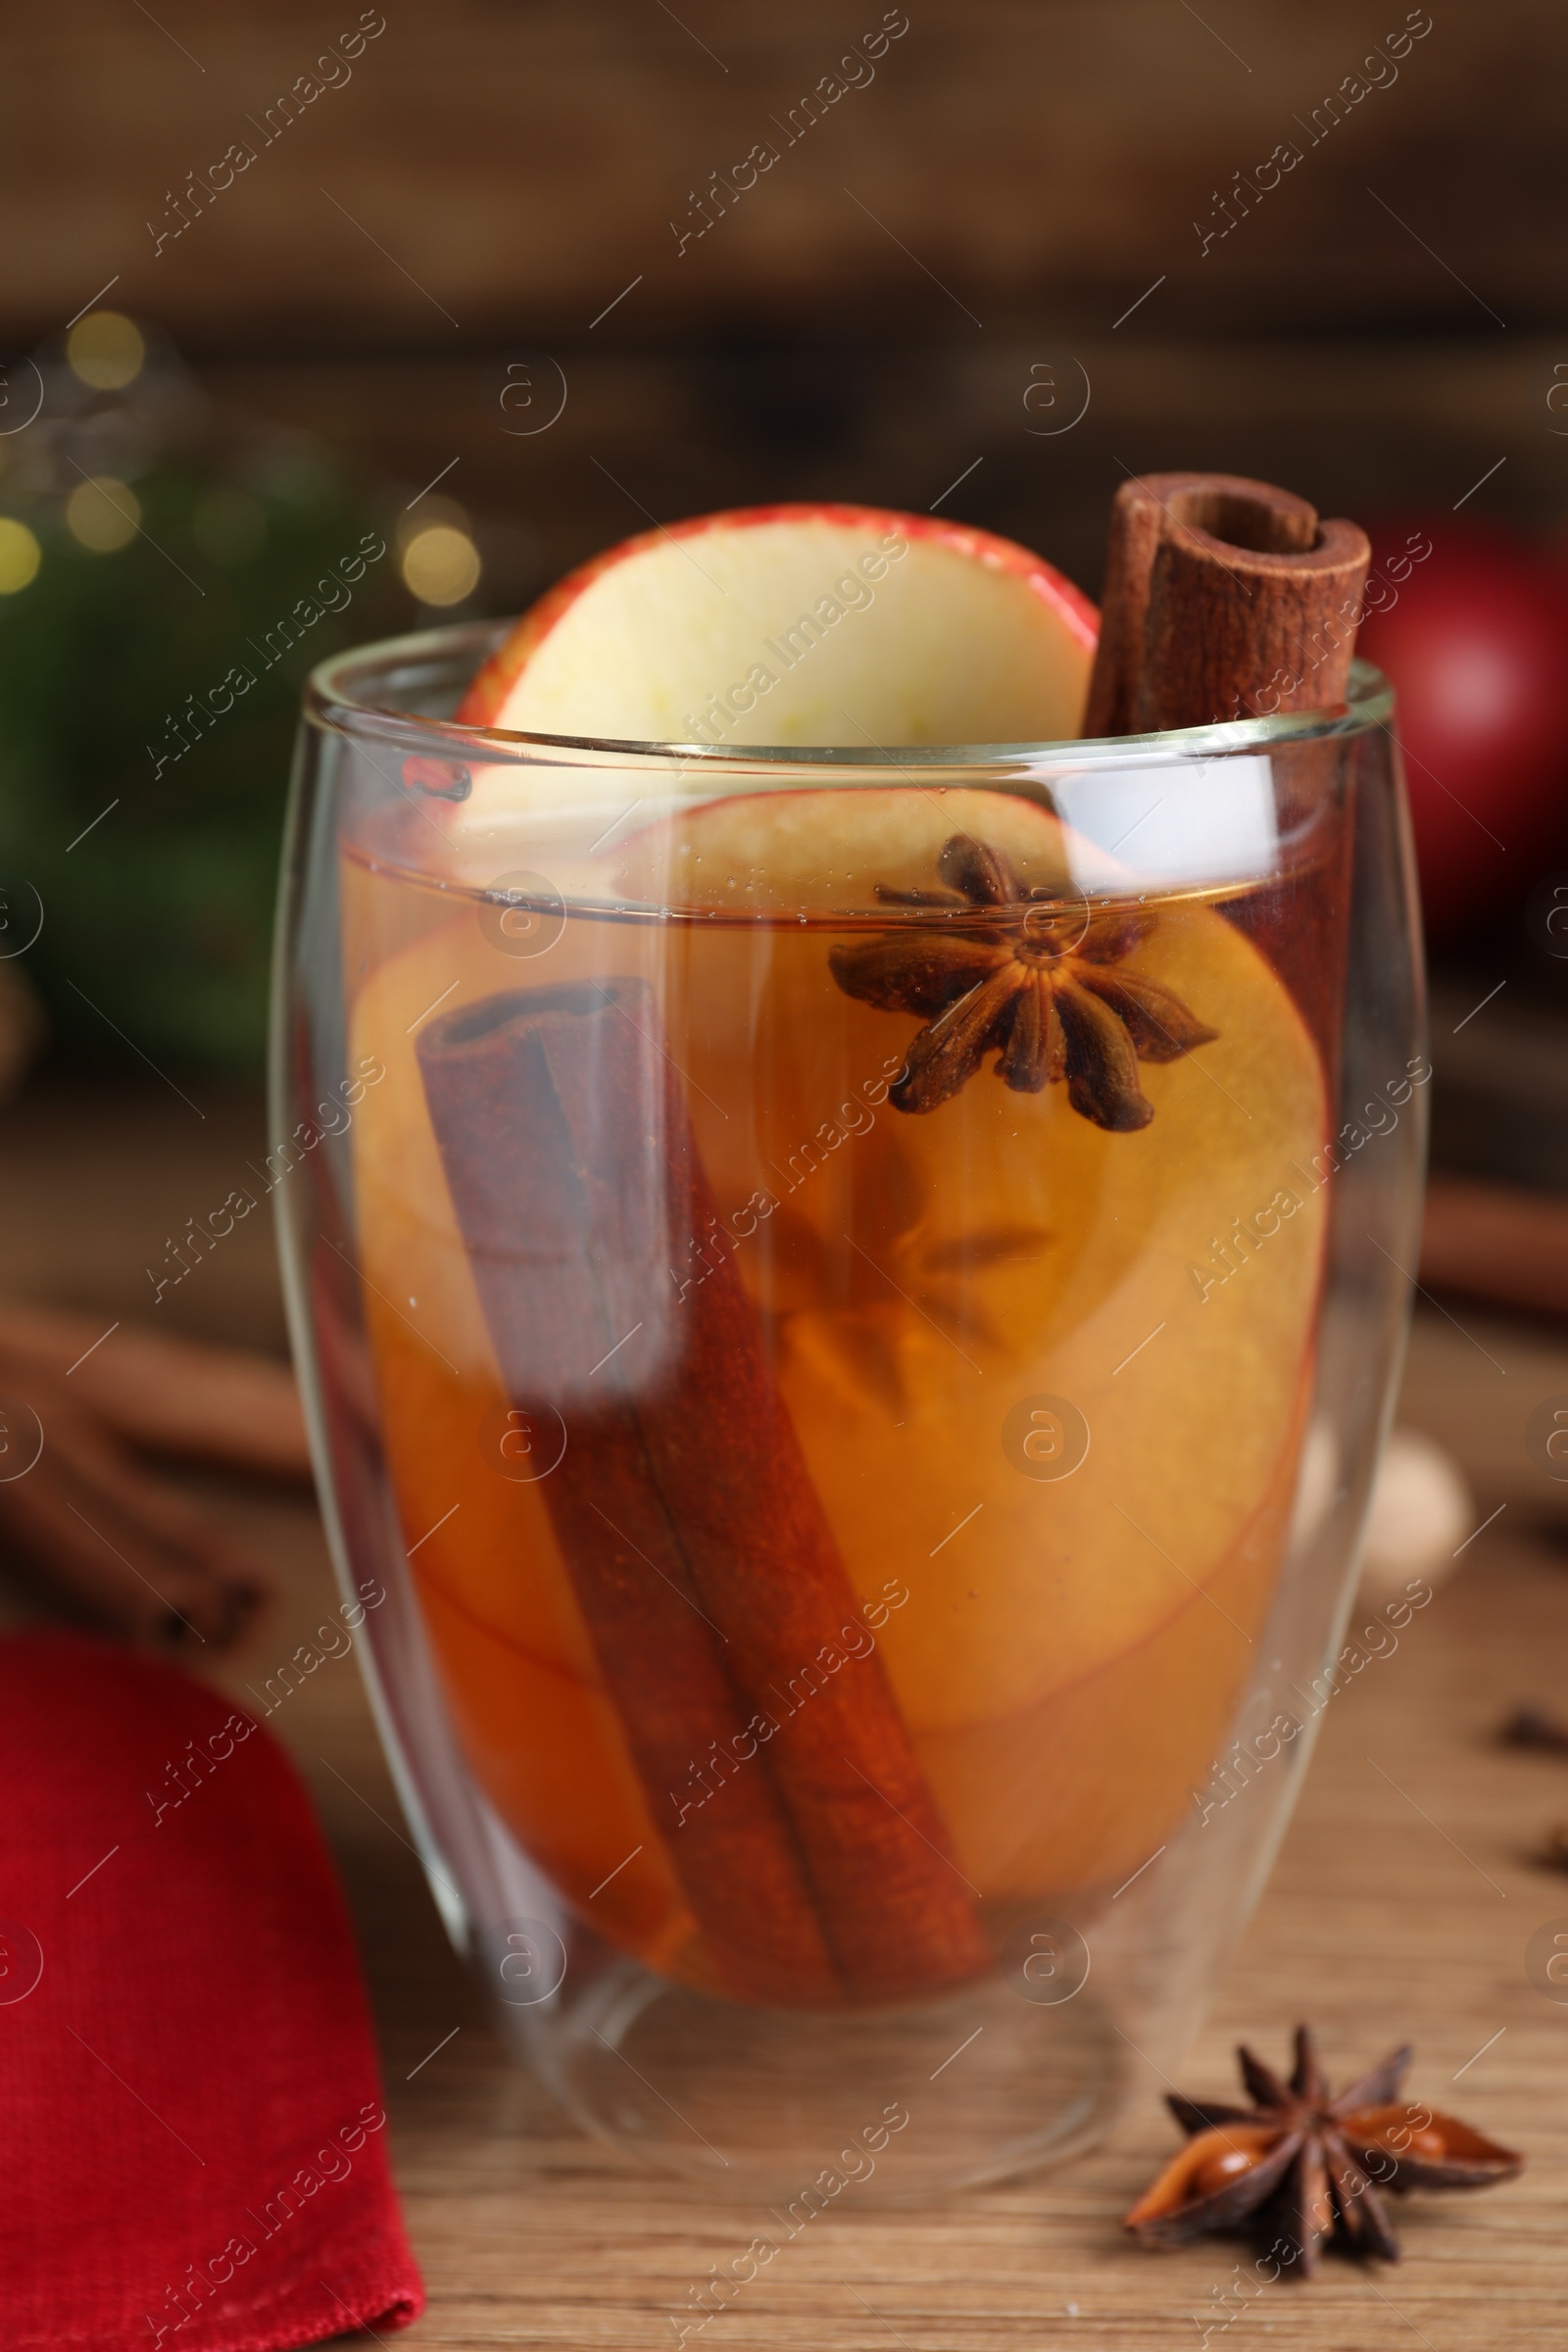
[0,1630,423,2351]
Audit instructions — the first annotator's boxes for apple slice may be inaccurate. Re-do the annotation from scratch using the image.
[459,502,1097,747]
[611,784,1113,917]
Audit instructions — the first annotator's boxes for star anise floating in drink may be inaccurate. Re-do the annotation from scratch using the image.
[828,834,1217,1121]
[1124,2026,1521,2274]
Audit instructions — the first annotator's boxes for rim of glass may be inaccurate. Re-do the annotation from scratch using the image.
[305,616,1395,771]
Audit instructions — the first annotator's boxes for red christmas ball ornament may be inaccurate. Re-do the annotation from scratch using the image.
[1356,518,1568,940]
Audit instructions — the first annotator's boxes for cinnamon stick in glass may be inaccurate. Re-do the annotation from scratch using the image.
[1086,470,1372,1079]
[1085,470,1370,735]
[416,980,988,2006]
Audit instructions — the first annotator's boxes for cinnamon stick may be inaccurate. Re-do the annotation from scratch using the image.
[1085,470,1372,1090]
[1421,1172,1568,1322]
[417,981,989,2006]
[0,1373,265,1644]
[1085,471,1370,735]
[0,1304,309,1479]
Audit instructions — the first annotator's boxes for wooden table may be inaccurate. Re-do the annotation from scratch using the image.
[5,1078,1568,2349]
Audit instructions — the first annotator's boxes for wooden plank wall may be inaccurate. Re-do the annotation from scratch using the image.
[0,2,1557,594]
[2,1,1551,344]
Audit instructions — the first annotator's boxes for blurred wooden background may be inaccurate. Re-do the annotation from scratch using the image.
[1,0,1559,601]
[4,0,1565,1166]
[6,1,1552,341]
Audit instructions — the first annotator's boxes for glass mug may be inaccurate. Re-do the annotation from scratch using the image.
[271,623,1423,2199]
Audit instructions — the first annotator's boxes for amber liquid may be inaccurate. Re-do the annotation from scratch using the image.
[337,823,1332,2001]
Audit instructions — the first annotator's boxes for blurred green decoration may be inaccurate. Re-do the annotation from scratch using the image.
[0,314,410,1075]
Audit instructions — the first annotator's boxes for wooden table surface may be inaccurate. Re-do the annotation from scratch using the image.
[5,1076,1568,2350]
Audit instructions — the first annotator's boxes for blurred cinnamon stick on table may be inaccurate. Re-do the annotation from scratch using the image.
[0,1302,310,1476]
[0,1305,304,1645]
[1420,1173,1568,1321]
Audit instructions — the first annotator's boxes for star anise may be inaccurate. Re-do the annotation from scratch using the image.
[828,834,1217,1121]
[1124,2025,1522,2275]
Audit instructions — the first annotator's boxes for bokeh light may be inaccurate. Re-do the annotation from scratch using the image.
[65,311,146,392]
[401,523,480,606]
[0,517,41,594]
[66,475,140,553]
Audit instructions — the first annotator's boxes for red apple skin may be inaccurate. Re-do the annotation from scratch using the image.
[1357,519,1568,940]
[457,501,1100,730]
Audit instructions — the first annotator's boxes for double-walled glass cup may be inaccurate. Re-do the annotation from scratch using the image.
[272,623,1423,2200]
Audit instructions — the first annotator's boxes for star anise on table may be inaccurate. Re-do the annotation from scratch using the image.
[1124,2025,1522,2276]
[828,834,1217,1121]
